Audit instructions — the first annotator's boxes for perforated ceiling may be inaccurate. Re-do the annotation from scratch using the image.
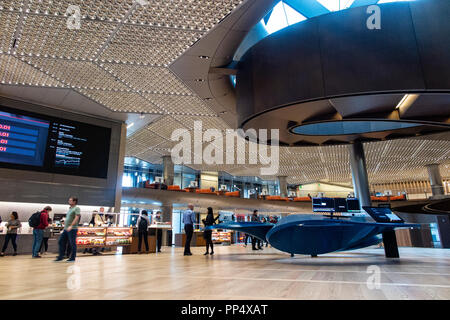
[0,0,448,185]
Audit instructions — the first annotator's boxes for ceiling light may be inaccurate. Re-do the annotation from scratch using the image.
[127,123,135,129]
[395,94,420,110]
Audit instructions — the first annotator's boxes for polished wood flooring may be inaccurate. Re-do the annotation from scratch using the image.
[0,245,449,300]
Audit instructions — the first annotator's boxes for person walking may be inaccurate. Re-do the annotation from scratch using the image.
[202,207,220,255]
[32,206,51,258]
[55,197,81,262]
[153,211,163,252]
[137,210,150,253]
[183,204,195,256]
[40,218,52,255]
[244,233,251,247]
[0,212,22,257]
[251,210,262,251]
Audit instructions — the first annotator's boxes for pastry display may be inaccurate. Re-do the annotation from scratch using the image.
[76,227,133,247]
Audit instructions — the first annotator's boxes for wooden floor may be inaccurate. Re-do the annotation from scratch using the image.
[0,245,449,300]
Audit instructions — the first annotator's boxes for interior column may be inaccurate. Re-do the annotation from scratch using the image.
[348,140,371,208]
[163,155,175,186]
[278,176,288,197]
[349,140,399,258]
[426,164,444,198]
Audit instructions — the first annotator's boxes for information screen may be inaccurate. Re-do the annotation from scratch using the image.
[0,105,111,178]
[346,198,361,212]
[334,198,348,212]
[312,197,361,213]
[0,111,49,167]
[312,198,335,212]
[362,207,404,223]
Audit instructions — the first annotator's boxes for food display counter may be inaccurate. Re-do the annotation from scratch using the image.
[212,231,232,244]
[76,227,132,248]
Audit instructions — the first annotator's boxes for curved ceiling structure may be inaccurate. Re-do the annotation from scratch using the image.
[235,0,450,146]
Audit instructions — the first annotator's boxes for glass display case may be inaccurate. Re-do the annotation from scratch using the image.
[76,227,132,247]
[212,230,232,243]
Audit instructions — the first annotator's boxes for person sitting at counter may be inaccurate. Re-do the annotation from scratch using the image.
[0,212,22,257]
[137,210,151,254]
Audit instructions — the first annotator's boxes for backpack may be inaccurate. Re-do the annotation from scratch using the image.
[138,216,148,230]
[28,211,41,228]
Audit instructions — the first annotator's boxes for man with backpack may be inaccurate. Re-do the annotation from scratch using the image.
[30,206,52,258]
[137,210,150,253]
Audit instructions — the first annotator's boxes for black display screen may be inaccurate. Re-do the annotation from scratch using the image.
[0,105,111,178]
[334,198,348,212]
[312,198,335,212]
[346,198,360,212]
[312,197,361,213]
[363,207,404,223]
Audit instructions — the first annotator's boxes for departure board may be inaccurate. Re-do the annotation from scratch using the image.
[0,105,111,178]
[0,111,49,166]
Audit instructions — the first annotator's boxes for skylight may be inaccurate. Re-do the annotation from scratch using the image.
[316,0,355,12]
[377,0,415,3]
[262,2,307,35]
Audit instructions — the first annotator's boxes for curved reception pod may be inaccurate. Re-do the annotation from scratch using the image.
[213,214,419,256]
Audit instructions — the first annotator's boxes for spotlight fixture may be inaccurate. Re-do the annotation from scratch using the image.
[195,79,205,82]
[199,55,210,59]
[140,112,145,119]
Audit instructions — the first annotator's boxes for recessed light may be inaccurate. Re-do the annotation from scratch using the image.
[195,79,205,82]
[199,55,210,59]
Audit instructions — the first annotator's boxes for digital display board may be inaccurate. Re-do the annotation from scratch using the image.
[0,105,111,178]
[346,198,361,212]
[333,198,347,212]
[362,207,403,223]
[312,197,361,213]
[312,198,335,212]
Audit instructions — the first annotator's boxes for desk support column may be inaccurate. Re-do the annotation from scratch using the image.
[349,140,399,258]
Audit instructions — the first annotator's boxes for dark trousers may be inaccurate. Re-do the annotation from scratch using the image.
[138,230,149,252]
[58,229,77,260]
[40,237,49,252]
[252,237,262,249]
[244,234,251,245]
[1,234,17,252]
[32,229,44,257]
[204,230,213,253]
[156,229,162,252]
[184,224,193,254]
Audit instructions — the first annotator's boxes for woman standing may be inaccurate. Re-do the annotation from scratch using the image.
[40,218,53,255]
[0,212,22,256]
[202,207,220,255]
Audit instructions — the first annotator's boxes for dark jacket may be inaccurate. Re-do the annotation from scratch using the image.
[251,214,259,222]
[203,214,219,227]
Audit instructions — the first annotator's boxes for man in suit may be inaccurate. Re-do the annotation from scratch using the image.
[183,204,195,256]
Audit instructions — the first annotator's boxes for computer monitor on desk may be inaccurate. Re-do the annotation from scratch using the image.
[362,207,404,223]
